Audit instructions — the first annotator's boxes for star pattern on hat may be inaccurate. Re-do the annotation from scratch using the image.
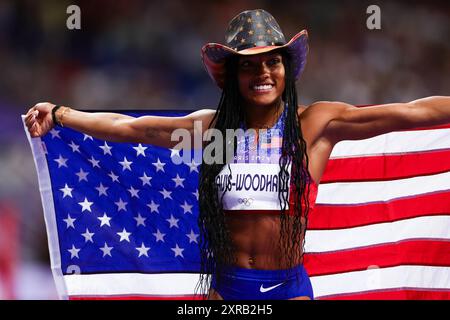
[202,9,309,87]
[224,9,287,52]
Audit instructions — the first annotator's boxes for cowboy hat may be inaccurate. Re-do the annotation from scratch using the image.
[201,9,309,88]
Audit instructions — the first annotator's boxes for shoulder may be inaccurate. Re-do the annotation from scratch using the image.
[185,109,216,130]
[185,108,216,124]
[296,101,354,146]
[185,108,216,119]
[297,104,307,116]
[298,101,355,128]
[298,101,353,118]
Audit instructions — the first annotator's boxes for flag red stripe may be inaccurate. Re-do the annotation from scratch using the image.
[304,240,450,277]
[69,290,450,300]
[405,124,450,131]
[322,149,450,183]
[225,190,450,228]
[406,124,450,131]
[309,190,450,230]
[70,294,201,300]
[319,289,450,300]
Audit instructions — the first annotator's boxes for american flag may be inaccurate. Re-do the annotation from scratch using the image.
[23,109,450,300]
[305,122,450,299]
[24,111,203,300]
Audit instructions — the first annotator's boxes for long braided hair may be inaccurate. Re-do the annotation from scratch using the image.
[196,49,311,298]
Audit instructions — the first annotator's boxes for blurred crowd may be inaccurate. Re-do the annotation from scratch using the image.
[0,0,448,299]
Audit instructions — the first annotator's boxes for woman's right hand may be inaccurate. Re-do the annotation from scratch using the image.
[24,102,56,138]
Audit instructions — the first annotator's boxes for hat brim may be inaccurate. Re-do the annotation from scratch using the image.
[201,30,309,88]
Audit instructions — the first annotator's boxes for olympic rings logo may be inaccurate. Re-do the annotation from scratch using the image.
[238,197,254,206]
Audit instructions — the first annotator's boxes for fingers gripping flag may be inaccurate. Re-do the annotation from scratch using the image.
[23,110,450,300]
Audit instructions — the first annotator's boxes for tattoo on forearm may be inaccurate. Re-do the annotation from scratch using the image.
[145,127,161,139]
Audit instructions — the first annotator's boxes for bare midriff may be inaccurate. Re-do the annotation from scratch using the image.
[224,213,306,269]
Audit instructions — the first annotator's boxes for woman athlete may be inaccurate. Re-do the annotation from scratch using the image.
[25,9,450,300]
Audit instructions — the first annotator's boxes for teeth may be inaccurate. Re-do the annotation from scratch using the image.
[253,84,273,91]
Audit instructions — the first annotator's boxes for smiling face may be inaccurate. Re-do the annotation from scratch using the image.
[237,51,286,108]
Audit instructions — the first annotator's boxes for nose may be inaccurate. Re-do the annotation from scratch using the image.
[255,61,270,77]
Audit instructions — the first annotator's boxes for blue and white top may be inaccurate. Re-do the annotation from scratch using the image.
[216,107,318,214]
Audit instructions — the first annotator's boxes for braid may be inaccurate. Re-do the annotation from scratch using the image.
[278,50,311,278]
[196,50,311,298]
[196,56,241,298]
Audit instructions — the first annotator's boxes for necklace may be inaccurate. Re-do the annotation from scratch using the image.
[246,101,284,130]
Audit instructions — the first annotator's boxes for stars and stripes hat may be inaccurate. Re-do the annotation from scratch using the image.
[201,9,309,88]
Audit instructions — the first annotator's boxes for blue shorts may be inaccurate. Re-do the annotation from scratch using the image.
[211,264,314,300]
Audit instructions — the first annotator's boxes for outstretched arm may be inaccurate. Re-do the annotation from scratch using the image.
[313,96,450,144]
[24,102,216,148]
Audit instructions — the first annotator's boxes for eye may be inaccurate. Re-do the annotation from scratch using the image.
[267,57,281,67]
[240,60,251,69]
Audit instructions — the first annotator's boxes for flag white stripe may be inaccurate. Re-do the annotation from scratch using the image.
[65,273,199,296]
[331,129,450,158]
[316,171,450,205]
[22,116,69,300]
[305,215,450,253]
[65,266,450,298]
[311,265,450,298]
